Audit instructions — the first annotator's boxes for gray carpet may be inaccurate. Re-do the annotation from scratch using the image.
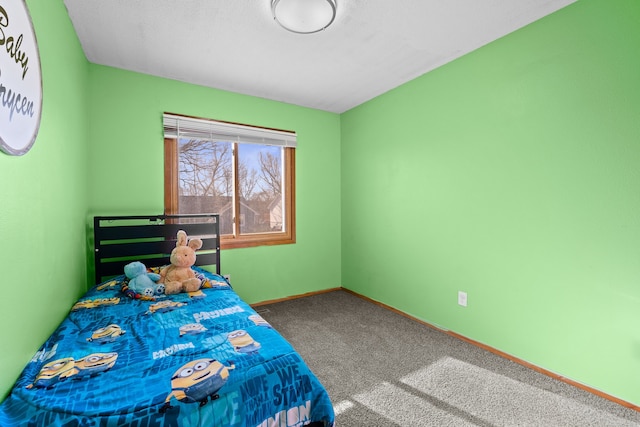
[258,290,640,427]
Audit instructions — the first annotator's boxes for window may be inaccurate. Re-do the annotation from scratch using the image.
[163,113,296,249]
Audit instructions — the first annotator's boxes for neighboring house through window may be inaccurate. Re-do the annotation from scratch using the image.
[163,113,296,249]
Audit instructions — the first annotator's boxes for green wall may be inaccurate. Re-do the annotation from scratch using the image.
[0,0,89,399]
[86,65,342,304]
[341,0,640,406]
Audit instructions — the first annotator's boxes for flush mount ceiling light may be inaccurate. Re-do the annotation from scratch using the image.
[271,0,337,34]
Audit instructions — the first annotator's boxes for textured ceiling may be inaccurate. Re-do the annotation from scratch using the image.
[62,0,576,113]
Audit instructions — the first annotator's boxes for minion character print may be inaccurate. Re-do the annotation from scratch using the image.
[27,352,118,389]
[73,352,118,379]
[160,358,235,412]
[227,329,261,353]
[179,323,207,337]
[27,357,77,389]
[87,324,126,344]
[249,314,273,329]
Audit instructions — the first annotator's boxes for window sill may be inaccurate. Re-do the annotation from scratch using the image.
[221,235,295,250]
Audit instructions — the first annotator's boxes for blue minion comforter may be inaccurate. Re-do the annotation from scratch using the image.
[0,268,334,427]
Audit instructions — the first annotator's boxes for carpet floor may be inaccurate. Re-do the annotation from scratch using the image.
[259,289,640,427]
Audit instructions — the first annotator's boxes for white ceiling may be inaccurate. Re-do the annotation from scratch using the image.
[62,0,576,114]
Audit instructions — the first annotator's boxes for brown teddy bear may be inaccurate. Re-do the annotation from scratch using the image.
[159,230,203,294]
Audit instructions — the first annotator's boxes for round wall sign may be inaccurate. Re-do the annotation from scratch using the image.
[0,0,42,156]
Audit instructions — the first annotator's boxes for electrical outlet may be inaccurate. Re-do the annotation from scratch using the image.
[458,291,467,307]
[223,274,231,283]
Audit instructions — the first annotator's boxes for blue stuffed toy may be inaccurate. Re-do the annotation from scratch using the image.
[124,261,164,297]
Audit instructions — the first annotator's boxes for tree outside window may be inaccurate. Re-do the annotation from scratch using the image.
[164,114,295,249]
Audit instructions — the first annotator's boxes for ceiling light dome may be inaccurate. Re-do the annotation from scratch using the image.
[272,0,337,34]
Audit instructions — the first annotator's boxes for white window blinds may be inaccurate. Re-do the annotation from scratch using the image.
[163,113,297,148]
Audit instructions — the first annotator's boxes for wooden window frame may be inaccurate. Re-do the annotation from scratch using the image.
[164,137,296,250]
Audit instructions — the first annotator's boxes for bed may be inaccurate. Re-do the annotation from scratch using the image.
[0,214,335,427]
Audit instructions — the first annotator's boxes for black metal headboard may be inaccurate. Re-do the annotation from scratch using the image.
[93,214,220,284]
